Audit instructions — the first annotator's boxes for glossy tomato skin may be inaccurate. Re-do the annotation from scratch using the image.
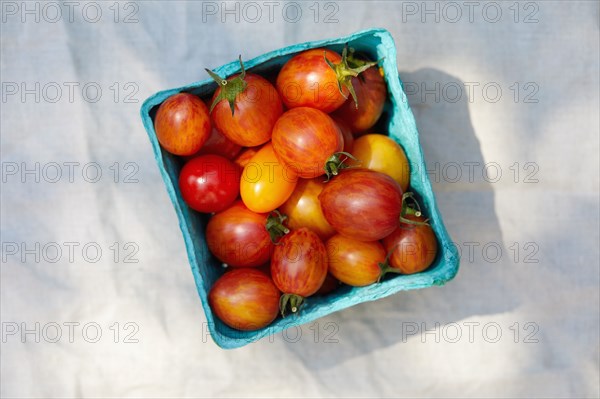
[351,134,410,193]
[332,66,387,134]
[206,200,273,268]
[279,178,336,241]
[211,73,283,147]
[240,142,298,213]
[382,214,438,275]
[194,126,242,159]
[319,169,403,242]
[209,269,280,331]
[326,235,386,286]
[272,107,343,179]
[154,93,211,156]
[276,49,347,113]
[178,155,240,213]
[271,228,328,297]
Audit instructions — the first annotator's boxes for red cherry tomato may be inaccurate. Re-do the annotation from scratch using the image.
[332,66,387,134]
[382,214,438,275]
[326,235,386,286]
[279,177,336,241]
[319,169,403,242]
[210,73,283,147]
[272,107,343,179]
[206,201,273,268]
[194,126,242,159]
[209,269,280,331]
[271,228,328,315]
[276,48,347,113]
[178,155,240,213]
[154,93,211,156]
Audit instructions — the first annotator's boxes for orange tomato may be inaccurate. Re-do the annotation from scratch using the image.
[326,235,386,286]
[240,142,298,213]
[279,178,336,241]
[351,134,410,192]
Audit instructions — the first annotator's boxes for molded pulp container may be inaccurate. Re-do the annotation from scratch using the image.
[140,28,460,349]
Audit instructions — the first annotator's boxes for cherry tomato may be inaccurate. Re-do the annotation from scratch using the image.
[206,200,273,268]
[154,93,211,156]
[240,142,298,213]
[332,66,387,134]
[194,126,242,159]
[326,235,386,286]
[332,116,354,153]
[382,214,438,275]
[351,134,410,193]
[233,145,262,169]
[178,155,240,213]
[276,48,347,113]
[279,178,336,241]
[209,269,280,331]
[210,73,283,147]
[315,273,340,295]
[272,107,343,179]
[319,169,403,242]
[271,228,328,315]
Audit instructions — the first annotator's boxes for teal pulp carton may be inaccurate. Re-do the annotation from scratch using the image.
[140,28,459,349]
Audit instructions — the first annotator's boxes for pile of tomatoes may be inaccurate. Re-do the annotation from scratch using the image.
[154,46,438,332]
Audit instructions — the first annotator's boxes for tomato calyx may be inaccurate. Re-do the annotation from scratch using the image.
[324,45,378,109]
[205,55,248,116]
[324,152,359,182]
[377,249,402,283]
[346,47,385,83]
[279,293,305,317]
[265,210,290,244]
[399,192,430,227]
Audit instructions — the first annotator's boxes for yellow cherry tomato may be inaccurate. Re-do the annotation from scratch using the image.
[351,134,410,192]
[240,142,298,213]
[279,178,336,241]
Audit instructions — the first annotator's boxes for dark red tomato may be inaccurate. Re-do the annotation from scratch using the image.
[314,273,340,295]
[332,116,354,153]
[194,126,242,159]
[272,107,343,179]
[154,93,211,156]
[382,214,438,275]
[276,48,347,113]
[319,169,403,241]
[332,66,387,134]
[209,269,280,331]
[211,73,283,147]
[206,200,273,268]
[326,235,386,286]
[271,228,328,314]
[178,155,240,213]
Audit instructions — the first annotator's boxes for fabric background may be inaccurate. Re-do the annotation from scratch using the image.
[1,1,599,397]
